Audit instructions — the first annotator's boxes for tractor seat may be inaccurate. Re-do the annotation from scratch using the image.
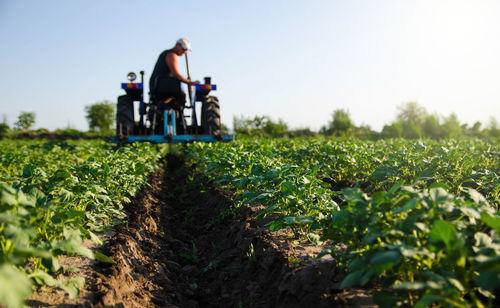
[151,94,184,110]
[162,99,183,110]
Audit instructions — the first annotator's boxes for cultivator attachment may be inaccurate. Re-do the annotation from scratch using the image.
[110,71,234,145]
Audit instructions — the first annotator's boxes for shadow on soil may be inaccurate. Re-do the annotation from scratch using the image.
[29,154,371,307]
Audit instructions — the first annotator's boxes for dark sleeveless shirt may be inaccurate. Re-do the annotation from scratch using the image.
[149,49,174,91]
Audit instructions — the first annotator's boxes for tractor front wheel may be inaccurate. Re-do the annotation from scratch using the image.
[201,96,221,137]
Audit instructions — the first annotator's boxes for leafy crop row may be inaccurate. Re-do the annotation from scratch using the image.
[185,137,500,307]
[0,140,164,307]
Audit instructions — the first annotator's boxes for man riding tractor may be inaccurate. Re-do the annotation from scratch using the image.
[149,38,199,134]
[113,37,230,144]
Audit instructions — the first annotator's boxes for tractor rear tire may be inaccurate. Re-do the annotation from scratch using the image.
[201,96,221,137]
[117,95,134,136]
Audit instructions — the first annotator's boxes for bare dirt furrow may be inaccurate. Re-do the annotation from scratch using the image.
[28,154,372,307]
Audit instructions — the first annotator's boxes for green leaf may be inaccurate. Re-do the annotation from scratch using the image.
[284,215,314,225]
[30,269,57,286]
[393,281,427,290]
[93,252,115,264]
[415,222,430,233]
[447,278,465,292]
[370,251,401,266]
[393,198,418,214]
[387,181,403,195]
[133,163,146,175]
[428,187,451,204]
[13,247,52,259]
[474,232,493,249]
[81,228,103,246]
[429,220,456,248]
[22,164,36,178]
[101,162,110,174]
[360,269,375,285]
[340,270,364,288]
[50,169,71,182]
[281,181,296,196]
[481,213,500,234]
[5,224,36,246]
[31,269,85,299]
[462,187,487,204]
[372,291,399,308]
[476,255,500,272]
[52,229,94,259]
[41,256,61,272]
[269,218,286,232]
[399,246,434,259]
[341,188,366,202]
[306,233,322,245]
[348,259,367,271]
[60,277,85,299]
[414,294,444,308]
[371,165,398,180]
[476,272,500,290]
[331,210,351,226]
[459,205,481,220]
[0,264,33,308]
[58,188,74,202]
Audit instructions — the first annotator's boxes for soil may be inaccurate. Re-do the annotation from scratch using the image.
[27,155,374,308]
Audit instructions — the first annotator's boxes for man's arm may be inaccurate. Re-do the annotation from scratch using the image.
[165,53,197,85]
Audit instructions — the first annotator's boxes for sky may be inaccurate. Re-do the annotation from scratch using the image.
[1,0,499,132]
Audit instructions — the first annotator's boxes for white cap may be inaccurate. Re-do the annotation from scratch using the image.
[176,38,191,51]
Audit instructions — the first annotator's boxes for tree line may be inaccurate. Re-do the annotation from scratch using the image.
[234,101,500,139]
[0,101,115,139]
[2,100,498,139]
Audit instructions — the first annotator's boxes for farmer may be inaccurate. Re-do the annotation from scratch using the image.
[149,38,199,106]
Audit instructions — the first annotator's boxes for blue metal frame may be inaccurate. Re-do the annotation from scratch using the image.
[114,78,233,144]
[110,134,235,144]
[121,83,144,90]
[111,100,234,144]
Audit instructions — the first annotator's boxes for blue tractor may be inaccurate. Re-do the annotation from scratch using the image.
[111,71,234,144]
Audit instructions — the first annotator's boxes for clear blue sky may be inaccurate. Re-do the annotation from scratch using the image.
[1,0,499,132]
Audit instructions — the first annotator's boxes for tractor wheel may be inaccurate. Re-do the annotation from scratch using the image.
[117,95,134,136]
[201,96,221,137]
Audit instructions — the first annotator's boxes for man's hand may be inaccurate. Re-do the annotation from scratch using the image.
[187,79,200,86]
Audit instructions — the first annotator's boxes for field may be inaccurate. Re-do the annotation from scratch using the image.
[0,137,499,307]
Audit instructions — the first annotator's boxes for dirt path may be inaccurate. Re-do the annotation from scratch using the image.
[28,155,373,307]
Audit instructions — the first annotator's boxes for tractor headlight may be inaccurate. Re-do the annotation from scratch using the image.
[127,72,137,82]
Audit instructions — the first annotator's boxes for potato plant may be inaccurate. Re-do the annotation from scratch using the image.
[0,140,164,307]
[186,137,500,307]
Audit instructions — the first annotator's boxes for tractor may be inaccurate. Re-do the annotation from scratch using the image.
[110,69,234,145]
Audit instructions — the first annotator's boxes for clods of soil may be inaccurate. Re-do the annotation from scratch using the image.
[28,155,374,307]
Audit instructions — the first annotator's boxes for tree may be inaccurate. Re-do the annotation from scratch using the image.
[85,100,115,132]
[221,123,229,135]
[487,117,500,138]
[468,121,483,138]
[233,115,259,135]
[14,111,36,130]
[422,114,442,139]
[381,122,402,138]
[233,115,288,136]
[322,109,354,135]
[441,113,462,138]
[395,102,426,139]
[263,118,288,136]
[0,114,9,138]
[332,109,354,132]
[401,121,422,139]
[396,101,427,126]
[0,123,9,139]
